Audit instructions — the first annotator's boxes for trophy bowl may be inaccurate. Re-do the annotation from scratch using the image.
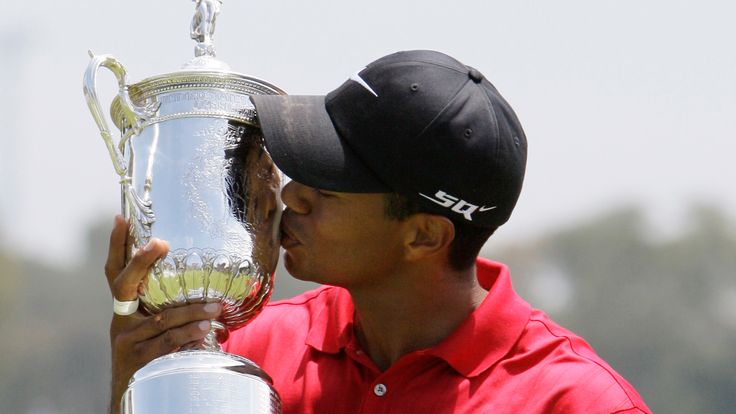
[83,1,285,412]
[107,69,285,338]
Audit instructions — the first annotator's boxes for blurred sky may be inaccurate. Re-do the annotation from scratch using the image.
[0,0,734,267]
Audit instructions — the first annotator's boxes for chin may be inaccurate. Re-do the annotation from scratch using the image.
[282,250,347,285]
[282,252,309,282]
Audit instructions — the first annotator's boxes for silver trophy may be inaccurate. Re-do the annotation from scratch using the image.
[83,1,284,412]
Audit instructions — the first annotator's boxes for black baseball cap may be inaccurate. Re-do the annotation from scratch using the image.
[252,50,527,228]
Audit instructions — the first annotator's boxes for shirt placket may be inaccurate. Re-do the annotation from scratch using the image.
[344,341,398,413]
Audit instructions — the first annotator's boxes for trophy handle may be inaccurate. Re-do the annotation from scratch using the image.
[83,51,159,177]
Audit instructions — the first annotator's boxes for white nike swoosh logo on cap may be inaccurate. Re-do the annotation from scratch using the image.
[349,68,378,97]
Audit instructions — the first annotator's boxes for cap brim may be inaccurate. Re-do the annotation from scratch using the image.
[251,95,390,193]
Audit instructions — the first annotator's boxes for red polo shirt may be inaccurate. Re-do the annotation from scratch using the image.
[224,258,651,413]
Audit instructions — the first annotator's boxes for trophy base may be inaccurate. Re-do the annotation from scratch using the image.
[121,350,281,413]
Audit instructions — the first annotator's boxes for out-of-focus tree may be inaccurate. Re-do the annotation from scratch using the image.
[0,245,109,412]
[493,205,736,414]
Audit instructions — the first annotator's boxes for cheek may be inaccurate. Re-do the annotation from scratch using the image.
[310,226,356,261]
[314,218,400,266]
[315,212,372,243]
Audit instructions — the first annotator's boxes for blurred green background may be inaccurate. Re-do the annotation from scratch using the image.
[2,204,734,413]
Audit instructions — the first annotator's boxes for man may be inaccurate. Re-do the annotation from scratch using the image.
[105,50,651,413]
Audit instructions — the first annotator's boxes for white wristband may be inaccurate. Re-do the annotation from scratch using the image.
[113,297,139,316]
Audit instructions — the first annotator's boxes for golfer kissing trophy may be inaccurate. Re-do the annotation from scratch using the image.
[83,1,284,412]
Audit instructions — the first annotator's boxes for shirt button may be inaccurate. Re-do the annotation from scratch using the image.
[373,383,387,397]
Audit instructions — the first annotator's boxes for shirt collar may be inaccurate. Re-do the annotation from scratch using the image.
[305,258,531,377]
[305,285,354,353]
[427,258,531,377]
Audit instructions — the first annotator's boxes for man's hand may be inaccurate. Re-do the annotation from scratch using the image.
[105,216,222,413]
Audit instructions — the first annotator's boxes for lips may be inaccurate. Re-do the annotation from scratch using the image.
[280,221,302,249]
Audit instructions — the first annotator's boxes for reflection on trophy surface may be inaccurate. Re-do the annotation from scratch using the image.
[83,1,285,412]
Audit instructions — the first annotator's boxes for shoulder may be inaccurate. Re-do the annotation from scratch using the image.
[257,285,340,320]
[223,285,346,353]
[504,309,651,413]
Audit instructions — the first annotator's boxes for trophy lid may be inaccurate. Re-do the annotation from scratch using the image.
[110,0,285,130]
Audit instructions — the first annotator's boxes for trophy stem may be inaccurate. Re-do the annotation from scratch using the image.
[203,320,227,352]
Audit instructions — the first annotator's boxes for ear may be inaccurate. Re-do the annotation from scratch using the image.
[403,214,455,262]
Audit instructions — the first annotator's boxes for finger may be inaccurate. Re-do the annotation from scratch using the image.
[110,310,147,339]
[112,238,169,300]
[181,339,206,350]
[104,215,128,287]
[132,303,222,340]
[134,320,214,361]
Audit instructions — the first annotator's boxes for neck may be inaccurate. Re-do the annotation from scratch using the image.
[349,262,487,371]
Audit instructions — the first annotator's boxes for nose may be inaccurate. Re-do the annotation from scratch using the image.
[281,180,312,214]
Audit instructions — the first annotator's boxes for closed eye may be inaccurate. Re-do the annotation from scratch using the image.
[316,189,337,198]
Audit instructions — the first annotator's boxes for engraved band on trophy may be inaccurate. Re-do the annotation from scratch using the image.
[83,1,285,412]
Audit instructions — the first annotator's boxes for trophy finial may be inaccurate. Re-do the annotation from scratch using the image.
[191,0,223,57]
